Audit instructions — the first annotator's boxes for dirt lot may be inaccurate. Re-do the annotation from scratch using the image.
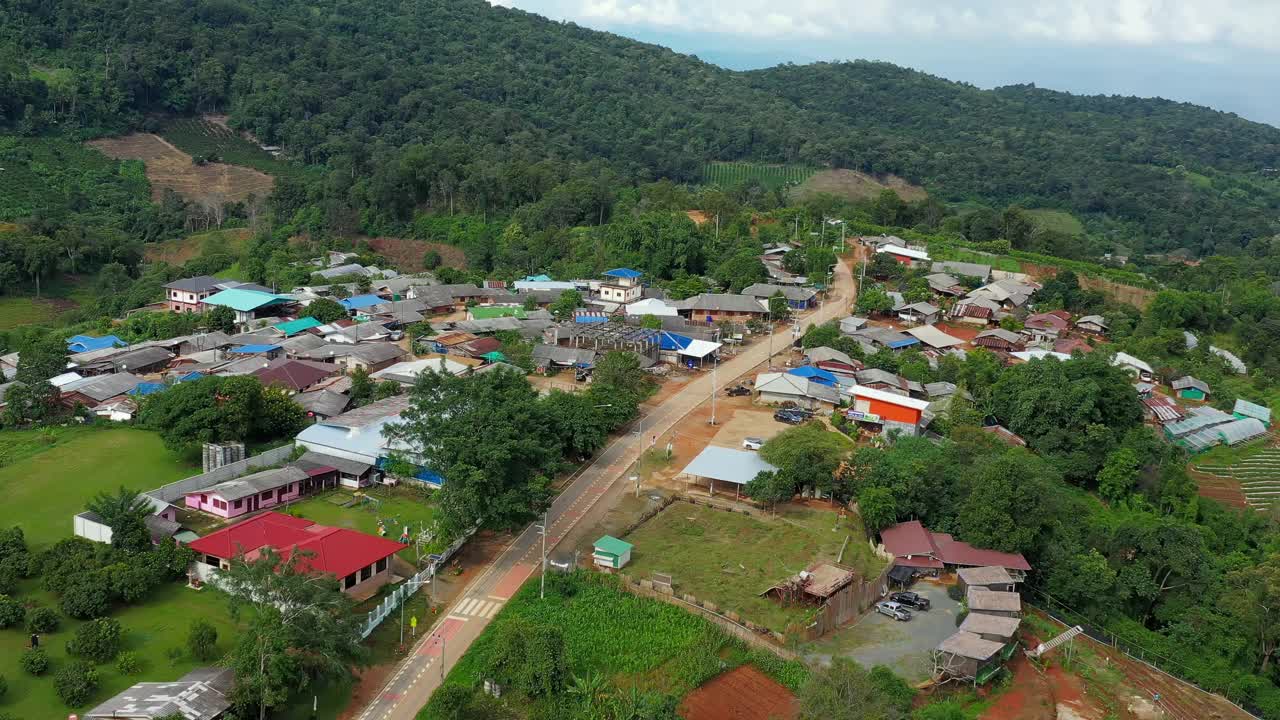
[366,237,467,272]
[679,665,798,720]
[804,581,958,683]
[89,133,274,203]
[792,169,927,203]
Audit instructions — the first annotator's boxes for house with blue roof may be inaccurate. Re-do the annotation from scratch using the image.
[787,366,838,387]
[67,335,126,354]
[128,382,169,397]
[201,288,292,324]
[228,344,283,359]
[600,268,643,304]
[339,294,386,312]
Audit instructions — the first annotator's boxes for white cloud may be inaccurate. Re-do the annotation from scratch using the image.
[492,0,1280,51]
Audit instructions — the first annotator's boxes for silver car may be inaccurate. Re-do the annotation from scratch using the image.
[742,437,764,450]
[875,600,912,621]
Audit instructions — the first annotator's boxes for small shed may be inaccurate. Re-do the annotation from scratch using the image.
[1171,376,1210,401]
[593,535,633,570]
[958,613,1021,644]
[967,587,1022,618]
[957,566,1016,594]
[934,631,1006,684]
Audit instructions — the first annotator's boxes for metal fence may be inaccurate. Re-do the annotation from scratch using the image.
[359,526,475,639]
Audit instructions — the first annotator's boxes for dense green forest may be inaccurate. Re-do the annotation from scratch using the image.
[0,0,1277,254]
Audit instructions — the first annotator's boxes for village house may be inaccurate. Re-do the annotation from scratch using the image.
[740,283,819,310]
[294,389,351,420]
[295,342,405,373]
[201,288,294,324]
[931,261,992,283]
[878,520,1032,579]
[294,395,414,484]
[897,301,940,325]
[1022,311,1071,342]
[957,565,1019,594]
[982,424,1028,447]
[163,276,276,314]
[599,268,644,304]
[59,373,144,409]
[675,293,770,324]
[839,316,869,335]
[187,512,406,596]
[933,631,1007,684]
[875,244,931,267]
[1074,314,1109,336]
[252,358,339,394]
[966,278,1038,310]
[753,372,841,411]
[958,613,1021,645]
[845,385,931,435]
[851,326,920,352]
[184,466,323,519]
[923,273,966,297]
[949,297,999,326]
[1111,351,1155,382]
[854,368,921,397]
[972,328,1024,352]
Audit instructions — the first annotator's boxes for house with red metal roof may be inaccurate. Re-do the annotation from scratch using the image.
[878,520,1031,581]
[251,358,338,393]
[187,512,406,596]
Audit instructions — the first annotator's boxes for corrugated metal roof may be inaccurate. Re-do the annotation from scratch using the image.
[680,446,779,485]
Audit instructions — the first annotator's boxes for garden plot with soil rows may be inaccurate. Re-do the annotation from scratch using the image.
[1192,444,1280,511]
[678,664,799,720]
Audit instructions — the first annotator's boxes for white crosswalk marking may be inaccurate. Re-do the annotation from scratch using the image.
[457,598,479,615]
[483,602,501,618]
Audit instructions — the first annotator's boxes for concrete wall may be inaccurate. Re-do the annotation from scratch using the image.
[148,445,296,504]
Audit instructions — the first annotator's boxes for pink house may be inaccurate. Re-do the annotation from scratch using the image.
[185,466,334,519]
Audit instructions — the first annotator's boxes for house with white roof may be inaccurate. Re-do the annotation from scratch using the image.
[1111,351,1155,382]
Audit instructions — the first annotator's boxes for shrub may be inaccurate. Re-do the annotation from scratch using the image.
[21,647,50,675]
[68,617,123,663]
[946,584,964,602]
[165,646,185,666]
[116,651,143,675]
[60,580,110,619]
[187,619,218,661]
[26,606,59,634]
[0,594,24,628]
[54,661,99,707]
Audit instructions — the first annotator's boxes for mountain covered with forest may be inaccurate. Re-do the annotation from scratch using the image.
[1,0,1278,254]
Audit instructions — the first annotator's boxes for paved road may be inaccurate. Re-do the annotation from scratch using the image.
[357,255,857,720]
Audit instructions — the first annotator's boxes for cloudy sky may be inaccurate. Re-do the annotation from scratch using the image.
[490,0,1280,127]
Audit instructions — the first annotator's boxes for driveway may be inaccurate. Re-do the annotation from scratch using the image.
[804,581,958,682]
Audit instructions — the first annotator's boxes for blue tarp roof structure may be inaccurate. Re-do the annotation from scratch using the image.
[340,294,385,311]
[523,274,552,282]
[175,371,205,383]
[603,268,642,279]
[228,344,281,354]
[128,382,168,396]
[658,331,694,351]
[788,366,838,387]
[66,335,126,353]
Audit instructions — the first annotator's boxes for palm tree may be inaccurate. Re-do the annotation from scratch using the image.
[568,672,609,713]
[85,487,154,551]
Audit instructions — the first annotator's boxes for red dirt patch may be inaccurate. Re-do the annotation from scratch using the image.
[88,133,274,203]
[980,652,1056,720]
[679,665,798,720]
[934,322,981,342]
[686,210,710,226]
[366,237,467,272]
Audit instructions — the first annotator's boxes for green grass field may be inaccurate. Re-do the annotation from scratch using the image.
[0,428,198,551]
[421,572,807,719]
[0,295,63,329]
[622,503,886,633]
[1025,208,1086,236]
[285,486,440,564]
[703,161,815,190]
[0,581,239,716]
[160,118,309,179]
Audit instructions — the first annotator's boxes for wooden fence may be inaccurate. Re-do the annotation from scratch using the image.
[804,563,892,640]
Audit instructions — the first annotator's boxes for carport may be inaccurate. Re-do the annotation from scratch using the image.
[679,445,778,498]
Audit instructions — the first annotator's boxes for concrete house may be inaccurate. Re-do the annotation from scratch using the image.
[676,294,770,324]
[599,268,644,304]
[740,283,818,310]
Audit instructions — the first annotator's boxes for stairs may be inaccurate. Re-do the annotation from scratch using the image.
[1026,625,1084,658]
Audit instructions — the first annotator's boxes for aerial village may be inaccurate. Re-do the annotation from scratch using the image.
[0,237,1270,720]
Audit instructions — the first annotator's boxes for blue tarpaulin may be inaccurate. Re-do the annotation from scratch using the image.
[66,335,126,354]
[603,268,642,279]
[658,331,693,351]
[788,366,838,387]
[339,294,384,311]
[175,371,205,383]
[228,344,281,354]
[128,382,168,396]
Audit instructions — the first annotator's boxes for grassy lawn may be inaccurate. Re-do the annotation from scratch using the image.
[285,485,440,564]
[0,427,197,551]
[1025,208,1085,236]
[0,295,61,329]
[0,580,240,716]
[421,572,807,719]
[622,502,886,633]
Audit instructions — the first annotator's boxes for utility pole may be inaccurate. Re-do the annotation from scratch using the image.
[539,510,548,600]
[709,352,718,425]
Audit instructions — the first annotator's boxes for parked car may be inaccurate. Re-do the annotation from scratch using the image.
[742,437,764,451]
[889,591,931,610]
[774,409,809,424]
[726,385,751,397]
[875,601,912,621]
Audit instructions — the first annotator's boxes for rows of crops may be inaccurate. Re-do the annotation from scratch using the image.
[1194,446,1280,511]
[160,119,303,178]
[0,136,148,222]
[702,161,815,190]
[425,571,807,717]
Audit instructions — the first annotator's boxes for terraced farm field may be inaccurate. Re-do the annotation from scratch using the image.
[1191,443,1280,511]
[703,161,815,190]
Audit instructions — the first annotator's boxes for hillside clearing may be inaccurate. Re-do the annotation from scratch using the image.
[367,236,467,272]
[1025,208,1085,236]
[793,169,927,203]
[143,227,253,265]
[88,133,275,204]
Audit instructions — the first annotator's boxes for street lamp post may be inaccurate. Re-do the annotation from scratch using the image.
[538,510,548,600]
[634,413,644,497]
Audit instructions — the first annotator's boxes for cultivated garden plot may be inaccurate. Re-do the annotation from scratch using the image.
[1192,444,1280,511]
[621,502,885,634]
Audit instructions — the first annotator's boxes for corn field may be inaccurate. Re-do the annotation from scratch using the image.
[702,161,815,190]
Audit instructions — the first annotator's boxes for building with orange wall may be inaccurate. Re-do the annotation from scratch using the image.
[846,385,931,434]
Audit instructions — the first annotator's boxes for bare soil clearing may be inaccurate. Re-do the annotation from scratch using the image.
[88,133,274,203]
[679,665,798,720]
[793,169,927,203]
[366,236,467,272]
